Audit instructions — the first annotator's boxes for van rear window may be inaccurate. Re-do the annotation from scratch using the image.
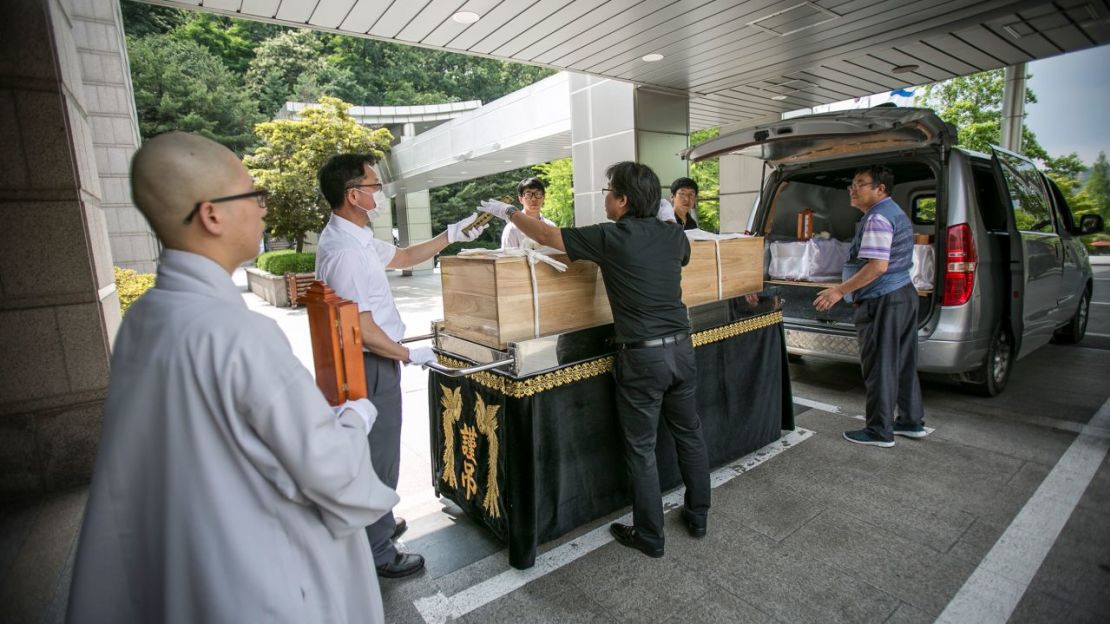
[913,196,936,225]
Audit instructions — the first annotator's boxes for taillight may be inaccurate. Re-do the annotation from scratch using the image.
[942,223,976,306]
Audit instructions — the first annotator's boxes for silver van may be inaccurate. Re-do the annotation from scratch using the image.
[686,107,1104,396]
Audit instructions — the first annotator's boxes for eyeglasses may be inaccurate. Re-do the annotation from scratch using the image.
[601,188,612,194]
[847,180,879,191]
[674,190,697,200]
[185,189,269,224]
[521,191,544,199]
[348,182,384,192]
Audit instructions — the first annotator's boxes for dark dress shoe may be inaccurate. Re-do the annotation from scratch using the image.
[376,552,425,579]
[609,523,664,558]
[682,510,707,538]
[391,517,408,540]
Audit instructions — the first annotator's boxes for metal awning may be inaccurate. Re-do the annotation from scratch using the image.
[142,1,1110,130]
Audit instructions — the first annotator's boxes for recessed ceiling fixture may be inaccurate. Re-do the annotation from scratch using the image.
[892,64,919,74]
[452,11,480,25]
[771,95,788,101]
[503,159,513,163]
[642,53,664,62]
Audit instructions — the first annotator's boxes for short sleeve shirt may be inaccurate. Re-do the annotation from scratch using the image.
[501,215,556,249]
[315,215,406,341]
[561,216,691,342]
[857,212,894,261]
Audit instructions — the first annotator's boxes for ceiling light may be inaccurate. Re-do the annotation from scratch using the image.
[503,159,513,163]
[452,11,480,24]
[642,53,664,62]
[892,64,918,74]
[771,95,788,101]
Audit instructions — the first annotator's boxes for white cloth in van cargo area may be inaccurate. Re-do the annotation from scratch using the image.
[769,240,936,290]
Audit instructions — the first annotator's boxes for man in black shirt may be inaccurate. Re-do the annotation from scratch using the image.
[478,162,711,558]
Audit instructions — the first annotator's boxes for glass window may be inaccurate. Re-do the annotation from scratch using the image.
[913,195,936,225]
[994,150,1054,233]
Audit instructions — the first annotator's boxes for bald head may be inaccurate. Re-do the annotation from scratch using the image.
[131,132,245,247]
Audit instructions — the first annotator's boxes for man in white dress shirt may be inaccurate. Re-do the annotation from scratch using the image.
[500,177,556,249]
[315,153,487,578]
[67,132,399,623]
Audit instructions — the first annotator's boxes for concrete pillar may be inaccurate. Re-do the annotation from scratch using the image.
[393,190,434,275]
[72,0,157,273]
[1000,63,1027,154]
[569,74,688,226]
[718,154,766,234]
[1,0,120,498]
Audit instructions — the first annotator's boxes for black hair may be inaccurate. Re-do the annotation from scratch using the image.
[670,177,698,196]
[319,153,379,209]
[854,165,895,196]
[517,177,546,197]
[605,161,661,219]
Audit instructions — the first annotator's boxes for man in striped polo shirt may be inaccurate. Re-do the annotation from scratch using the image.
[813,165,928,447]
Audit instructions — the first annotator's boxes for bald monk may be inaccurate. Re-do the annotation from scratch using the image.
[66,132,398,624]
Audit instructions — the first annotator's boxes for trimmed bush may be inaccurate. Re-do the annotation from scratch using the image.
[115,266,156,314]
[254,249,294,273]
[262,252,316,275]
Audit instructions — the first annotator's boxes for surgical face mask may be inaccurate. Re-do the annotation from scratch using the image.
[353,188,386,221]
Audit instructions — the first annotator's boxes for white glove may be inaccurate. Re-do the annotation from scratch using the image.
[407,346,437,367]
[334,398,377,432]
[479,199,514,221]
[448,213,489,243]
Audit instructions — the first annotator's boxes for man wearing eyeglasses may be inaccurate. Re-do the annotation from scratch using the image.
[669,177,700,231]
[501,177,556,249]
[813,165,926,448]
[477,162,711,559]
[69,133,399,623]
[314,153,488,580]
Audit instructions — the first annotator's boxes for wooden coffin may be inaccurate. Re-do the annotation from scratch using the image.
[681,237,764,307]
[440,254,612,350]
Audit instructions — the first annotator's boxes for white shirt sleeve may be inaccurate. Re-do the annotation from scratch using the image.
[368,237,397,267]
[317,247,389,314]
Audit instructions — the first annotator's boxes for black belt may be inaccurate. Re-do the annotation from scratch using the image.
[616,332,689,350]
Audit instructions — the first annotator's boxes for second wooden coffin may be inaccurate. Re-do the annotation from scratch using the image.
[681,237,764,307]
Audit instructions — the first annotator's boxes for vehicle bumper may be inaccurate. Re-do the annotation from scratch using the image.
[784,326,989,374]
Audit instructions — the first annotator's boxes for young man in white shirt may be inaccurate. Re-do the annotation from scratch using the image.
[315,153,487,578]
[500,177,556,249]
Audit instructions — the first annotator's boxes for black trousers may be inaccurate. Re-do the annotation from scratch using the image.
[613,337,711,549]
[854,283,925,441]
[363,352,403,566]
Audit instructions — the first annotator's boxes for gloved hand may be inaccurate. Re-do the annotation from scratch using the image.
[447,213,489,243]
[657,199,676,223]
[334,398,378,432]
[478,198,514,221]
[407,346,437,367]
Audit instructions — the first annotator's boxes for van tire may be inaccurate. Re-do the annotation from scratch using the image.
[962,326,1013,397]
[1052,288,1090,344]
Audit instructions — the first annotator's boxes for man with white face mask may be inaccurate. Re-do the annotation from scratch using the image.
[315,153,487,580]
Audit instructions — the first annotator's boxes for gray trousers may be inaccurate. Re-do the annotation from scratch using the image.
[854,282,925,441]
[363,352,403,566]
[613,337,711,550]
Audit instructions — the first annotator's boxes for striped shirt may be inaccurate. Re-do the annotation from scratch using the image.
[858,213,894,261]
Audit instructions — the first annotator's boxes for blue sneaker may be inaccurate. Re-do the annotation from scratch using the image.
[843,429,894,448]
[893,422,928,439]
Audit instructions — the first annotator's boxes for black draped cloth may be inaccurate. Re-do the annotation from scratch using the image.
[428,311,792,569]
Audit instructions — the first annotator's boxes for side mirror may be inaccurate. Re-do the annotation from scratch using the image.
[1078,213,1104,235]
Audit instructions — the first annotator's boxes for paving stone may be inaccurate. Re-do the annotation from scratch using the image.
[457,574,612,624]
[881,601,934,624]
[661,580,777,624]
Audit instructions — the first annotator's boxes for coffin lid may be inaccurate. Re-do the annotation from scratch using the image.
[682,107,956,165]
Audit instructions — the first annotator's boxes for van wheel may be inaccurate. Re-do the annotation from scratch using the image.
[1052,289,1090,344]
[962,326,1013,397]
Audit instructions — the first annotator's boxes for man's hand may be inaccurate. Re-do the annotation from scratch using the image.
[406,346,437,367]
[813,286,844,312]
[478,199,514,221]
[447,213,489,243]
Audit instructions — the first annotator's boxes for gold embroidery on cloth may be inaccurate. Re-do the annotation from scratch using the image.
[439,385,462,489]
[459,423,479,499]
[474,395,502,518]
[434,311,783,397]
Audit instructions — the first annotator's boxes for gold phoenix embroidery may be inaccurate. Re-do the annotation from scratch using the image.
[459,423,479,499]
[474,395,501,518]
[439,385,462,489]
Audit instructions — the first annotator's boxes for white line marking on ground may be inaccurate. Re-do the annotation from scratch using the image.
[1086,331,1110,338]
[935,396,1110,624]
[412,428,815,624]
[795,396,935,434]
[1090,301,1110,306]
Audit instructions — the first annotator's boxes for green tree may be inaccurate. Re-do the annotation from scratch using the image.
[246,30,337,117]
[245,97,394,252]
[169,12,281,75]
[126,35,263,154]
[1086,151,1110,224]
[120,0,183,36]
[689,127,721,232]
[533,158,574,226]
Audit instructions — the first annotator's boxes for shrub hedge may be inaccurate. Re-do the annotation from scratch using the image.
[256,250,316,274]
[114,266,156,314]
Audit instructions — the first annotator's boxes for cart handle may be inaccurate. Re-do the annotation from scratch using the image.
[423,357,515,377]
[399,333,435,344]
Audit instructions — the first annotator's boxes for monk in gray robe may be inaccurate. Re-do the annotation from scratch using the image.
[67,132,398,623]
